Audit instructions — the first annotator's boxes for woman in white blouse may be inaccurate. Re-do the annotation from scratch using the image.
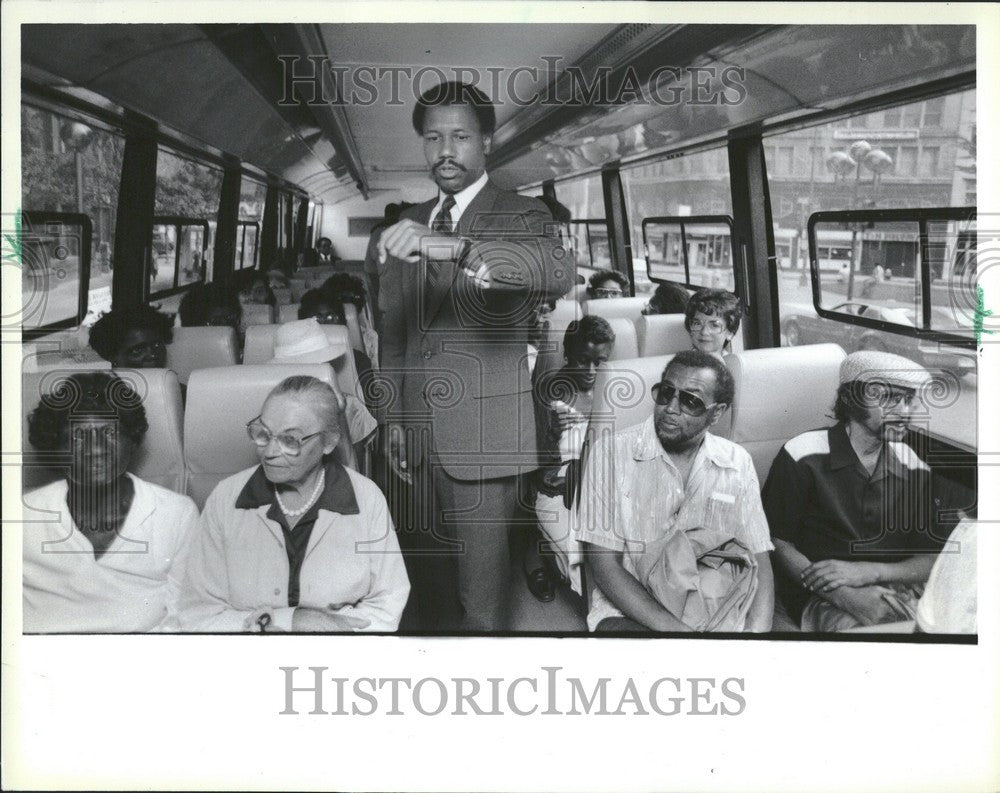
[23,372,197,632]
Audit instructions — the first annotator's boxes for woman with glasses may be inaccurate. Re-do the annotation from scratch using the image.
[684,288,743,359]
[179,375,409,633]
[762,351,954,632]
[23,372,198,632]
[586,269,630,300]
[88,305,174,369]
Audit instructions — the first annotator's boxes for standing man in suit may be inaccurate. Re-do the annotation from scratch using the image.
[377,81,573,631]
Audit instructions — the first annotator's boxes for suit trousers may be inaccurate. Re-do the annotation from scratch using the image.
[429,452,528,632]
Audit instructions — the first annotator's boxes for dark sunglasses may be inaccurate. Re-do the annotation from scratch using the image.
[652,382,719,417]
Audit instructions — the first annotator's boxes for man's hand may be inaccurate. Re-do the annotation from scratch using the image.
[383,422,413,485]
[292,607,371,633]
[801,559,881,593]
[825,585,896,626]
[378,220,461,265]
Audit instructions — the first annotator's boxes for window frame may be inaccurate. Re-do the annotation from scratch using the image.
[147,215,210,300]
[641,214,738,290]
[807,206,976,349]
[235,220,261,270]
[20,210,93,340]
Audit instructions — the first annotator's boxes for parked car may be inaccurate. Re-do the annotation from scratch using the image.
[781,300,976,379]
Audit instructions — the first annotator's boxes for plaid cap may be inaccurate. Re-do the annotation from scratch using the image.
[839,350,932,389]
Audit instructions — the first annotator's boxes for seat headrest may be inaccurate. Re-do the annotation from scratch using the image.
[604,317,639,361]
[637,314,691,357]
[166,326,239,384]
[278,303,301,323]
[591,354,674,434]
[183,363,338,507]
[241,303,274,327]
[583,296,647,322]
[22,367,185,493]
[725,343,846,480]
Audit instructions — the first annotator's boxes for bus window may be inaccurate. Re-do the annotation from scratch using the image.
[641,216,735,291]
[238,176,266,271]
[621,145,732,295]
[20,103,124,331]
[153,146,222,297]
[766,88,977,450]
[556,173,606,284]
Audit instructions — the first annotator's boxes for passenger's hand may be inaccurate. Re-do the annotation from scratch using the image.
[243,608,286,633]
[383,422,413,485]
[801,559,880,592]
[292,607,371,633]
[827,586,895,626]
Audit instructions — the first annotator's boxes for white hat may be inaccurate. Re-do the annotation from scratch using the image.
[839,350,932,390]
[269,318,347,364]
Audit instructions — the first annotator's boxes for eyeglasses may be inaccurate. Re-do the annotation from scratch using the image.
[652,383,718,417]
[689,317,727,333]
[593,287,624,298]
[311,312,344,325]
[246,418,322,456]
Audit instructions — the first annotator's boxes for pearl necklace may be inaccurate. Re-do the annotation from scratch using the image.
[274,469,325,518]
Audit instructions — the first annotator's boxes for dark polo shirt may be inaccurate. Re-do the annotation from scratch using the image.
[762,423,953,615]
[235,460,359,608]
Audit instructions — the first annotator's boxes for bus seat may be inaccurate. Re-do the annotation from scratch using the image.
[23,333,111,373]
[342,303,366,353]
[289,278,309,302]
[165,326,239,384]
[242,323,363,401]
[278,303,300,323]
[272,287,293,305]
[605,317,639,360]
[583,296,647,323]
[22,368,185,494]
[591,354,674,434]
[725,343,846,482]
[547,298,583,340]
[637,314,690,357]
[568,283,589,302]
[183,363,339,508]
[241,303,274,328]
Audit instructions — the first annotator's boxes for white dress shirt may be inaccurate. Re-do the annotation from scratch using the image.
[429,171,489,229]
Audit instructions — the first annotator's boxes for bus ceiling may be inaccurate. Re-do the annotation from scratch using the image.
[20,24,973,204]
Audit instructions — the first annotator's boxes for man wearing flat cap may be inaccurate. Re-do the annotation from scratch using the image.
[762,351,958,631]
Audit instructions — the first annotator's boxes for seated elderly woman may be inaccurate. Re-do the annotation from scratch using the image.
[179,375,409,632]
[586,269,630,300]
[762,351,956,631]
[88,305,174,368]
[684,288,743,359]
[23,372,198,632]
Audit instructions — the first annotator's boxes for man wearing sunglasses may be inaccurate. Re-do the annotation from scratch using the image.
[576,350,775,633]
[762,350,955,632]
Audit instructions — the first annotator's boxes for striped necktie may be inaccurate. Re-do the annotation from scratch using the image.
[427,195,457,302]
[432,194,457,235]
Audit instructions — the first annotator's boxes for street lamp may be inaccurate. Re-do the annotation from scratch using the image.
[59,121,94,215]
[825,139,894,299]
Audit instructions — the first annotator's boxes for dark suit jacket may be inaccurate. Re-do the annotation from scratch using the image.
[379,179,574,480]
[303,249,340,269]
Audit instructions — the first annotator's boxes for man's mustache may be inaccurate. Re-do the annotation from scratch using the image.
[434,159,466,171]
